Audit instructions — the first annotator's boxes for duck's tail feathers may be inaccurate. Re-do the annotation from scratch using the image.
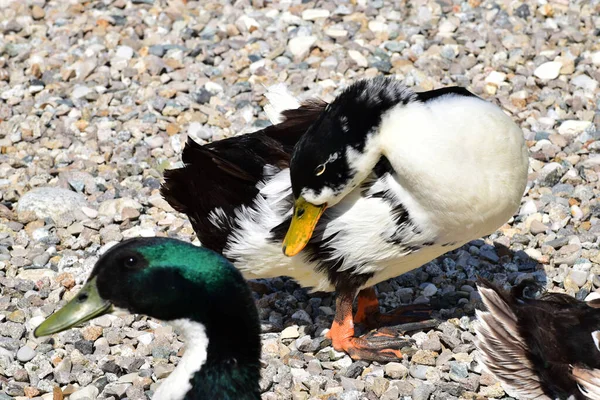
[263,83,301,124]
[573,366,600,400]
[474,278,549,400]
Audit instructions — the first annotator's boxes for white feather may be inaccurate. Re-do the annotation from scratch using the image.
[153,319,209,400]
[263,83,301,124]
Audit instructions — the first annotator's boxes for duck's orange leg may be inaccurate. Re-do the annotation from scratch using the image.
[354,287,432,330]
[327,290,414,362]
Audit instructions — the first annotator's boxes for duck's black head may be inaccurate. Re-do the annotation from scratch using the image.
[283,76,416,256]
[35,237,261,398]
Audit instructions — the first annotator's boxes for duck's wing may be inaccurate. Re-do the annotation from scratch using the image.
[573,365,600,400]
[161,133,289,253]
[161,93,327,253]
[572,331,600,400]
[475,279,550,400]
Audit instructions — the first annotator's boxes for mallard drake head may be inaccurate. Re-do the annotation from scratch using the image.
[282,77,416,256]
[475,278,600,400]
[35,237,261,400]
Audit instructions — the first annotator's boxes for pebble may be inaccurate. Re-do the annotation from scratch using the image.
[288,36,317,60]
[534,61,562,80]
[280,326,300,339]
[17,188,88,226]
[384,362,408,379]
[558,120,593,136]
[348,50,368,68]
[302,9,330,20]
[16,346,36,363]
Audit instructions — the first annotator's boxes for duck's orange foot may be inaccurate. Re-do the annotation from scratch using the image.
[328,291,415,362]
[354,287,433,330]
[338,333,412,362]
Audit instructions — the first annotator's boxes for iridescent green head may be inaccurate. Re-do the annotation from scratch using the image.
[34,237,256,338]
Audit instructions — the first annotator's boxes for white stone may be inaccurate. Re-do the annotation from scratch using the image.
[485,71,506,86]
[238,15,259,32]
[16,346,36,362]
[558,120,593,136]
[533,61,562,80]
[333,355,353,369]
[569,270,588,287]
[72,85,93,99]
[116,46,134,60]
[324,28,348,38]
[302,9,330,20]
[520,200,537,216]
[438,19,457,34]
[288,36,317,59]
[138,332,154,345]
[591,51,600,66]
[98,198,143,220]
[571,74,598,91]
[70,386,99,400]
[17,187,88,223]
[280,325,300,339]
[204,81,223,94]
[348,50,368,67]
[368,20,388,33]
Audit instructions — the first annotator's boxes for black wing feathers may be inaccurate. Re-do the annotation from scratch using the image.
[160,100,326,253]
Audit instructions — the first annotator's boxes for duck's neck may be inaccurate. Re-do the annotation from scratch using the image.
[153,304,261,400]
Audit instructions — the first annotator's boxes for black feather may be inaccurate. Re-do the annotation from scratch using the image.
[476,278,600,400]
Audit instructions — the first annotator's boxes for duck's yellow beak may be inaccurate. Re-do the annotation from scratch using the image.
[34,277,112,337]
[282,197,326,257]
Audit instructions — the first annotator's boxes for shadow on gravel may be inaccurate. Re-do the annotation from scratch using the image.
[248,239,548,338]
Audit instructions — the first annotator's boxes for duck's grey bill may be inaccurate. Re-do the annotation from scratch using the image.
[34,277,112,337]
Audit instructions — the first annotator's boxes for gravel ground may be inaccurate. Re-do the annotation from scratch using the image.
[1,0,599,399]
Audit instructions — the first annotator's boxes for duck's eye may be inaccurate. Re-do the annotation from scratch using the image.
[315,164,326,176]
[123,256,140,269]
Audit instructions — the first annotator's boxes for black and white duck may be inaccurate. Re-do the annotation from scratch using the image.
[34,237,261,400]
[161,76,529,361]
[475,278,600,400]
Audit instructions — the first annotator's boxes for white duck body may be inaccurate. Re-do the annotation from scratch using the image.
[221,84,529,292]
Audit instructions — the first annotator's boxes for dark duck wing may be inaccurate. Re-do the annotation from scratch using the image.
[475,278,600,400]
[160,95,326,254]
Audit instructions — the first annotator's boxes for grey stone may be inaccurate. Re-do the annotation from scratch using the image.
[17,187,88,226]
[16,346,36,362]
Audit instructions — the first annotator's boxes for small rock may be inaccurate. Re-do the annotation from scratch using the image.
[302,9,330,20]
[154,364,174,379]
[558,120,593,136]
[280,326,300,339]
[348,50,368,68]
[534,61,562,80]
[288,36,317,60]
[480,382,505,398]
[384,362,408,379]
[17,346,36,362]
[31,5,45,19]
[69,385,99,400]
[571,75,598,91]
[17,188,88,226]
[530,220,548,234]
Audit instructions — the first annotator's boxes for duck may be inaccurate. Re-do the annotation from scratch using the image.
[34,237,261,400]
[474,278,600,400]
[161,76,529,362]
